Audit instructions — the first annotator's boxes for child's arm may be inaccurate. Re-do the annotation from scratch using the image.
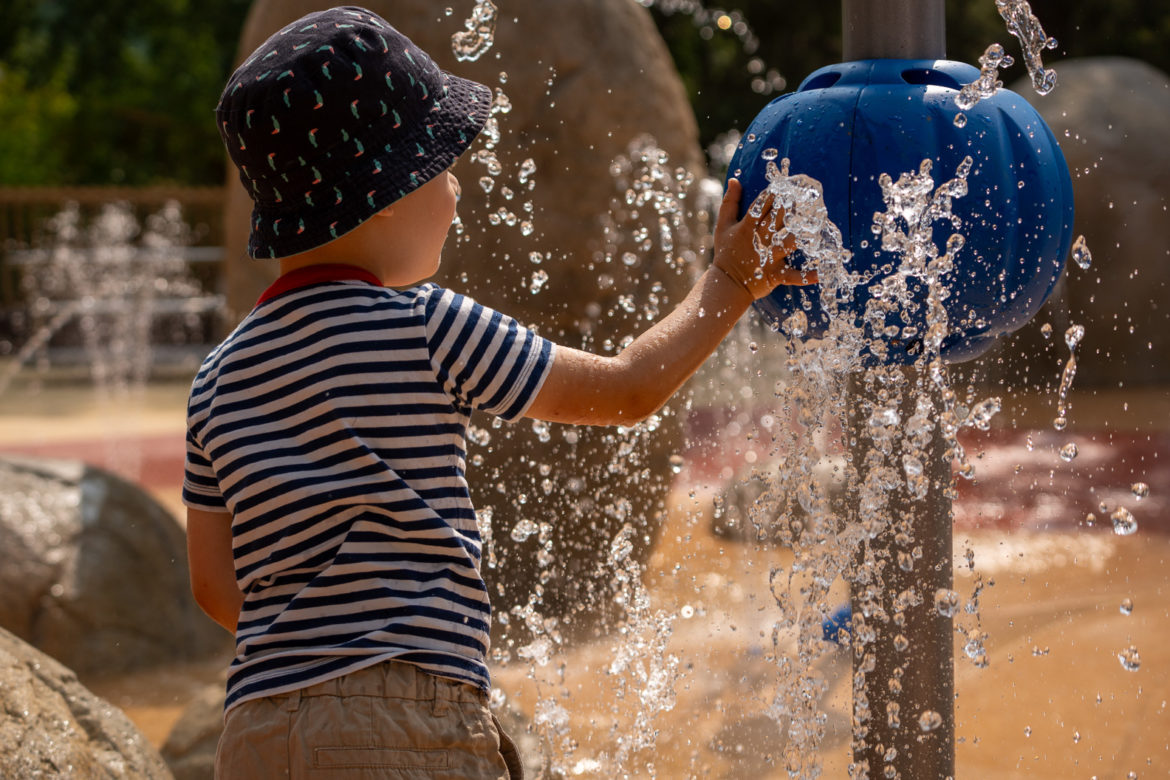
[186,507,244,633]
[524,179,811,426]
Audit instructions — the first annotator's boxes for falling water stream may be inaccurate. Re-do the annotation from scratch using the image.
[1,1,1162,777]
[453,0,1159,777]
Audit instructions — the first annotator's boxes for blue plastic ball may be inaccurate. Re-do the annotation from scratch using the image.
[728,59,1075,364]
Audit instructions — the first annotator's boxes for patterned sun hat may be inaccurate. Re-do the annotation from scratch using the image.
[216,6,491,259]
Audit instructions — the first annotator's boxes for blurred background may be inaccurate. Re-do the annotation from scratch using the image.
[1,1,1168,778]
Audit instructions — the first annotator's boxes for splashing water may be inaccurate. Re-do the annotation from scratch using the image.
[955,43,1015,112]
[995,0,1059,95]
[603,135,702,281]
[451,0,498,62]
[3,201,206,398]
[955,1,1057,118]
[1053,323,1085,430]
[740,155,999,776]
[1071,234,1092,270]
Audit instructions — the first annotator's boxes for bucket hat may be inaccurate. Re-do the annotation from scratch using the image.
[217,6,491,259]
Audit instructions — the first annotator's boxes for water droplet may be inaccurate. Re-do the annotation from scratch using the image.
[761,147,779,161]
[669,454,684,474]
[782,310,808,339]
[680,604,694,619]
[1117,645,1141,671]
[1040,322,1053,339]
[1052,416,1067,431]
[1120,597,1134,616]
[529,269,548,294]
[1131,482,1149,500]
[1110,507,1138,536]
[1071,234,1092,269]
[953,112,968,128]
[528,251,543,265]
[1059,442,1078,462]
[1024,725,1032,738]
[478,175,495,194]
[918,710,943,732]
[934,588,960,618]
[510,518,538,542]
[1064,324,1085,350]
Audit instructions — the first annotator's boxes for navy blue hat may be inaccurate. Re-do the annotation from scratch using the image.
[217,6,491,259]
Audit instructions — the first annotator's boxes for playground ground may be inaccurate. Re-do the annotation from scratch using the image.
[1,379,1167,778]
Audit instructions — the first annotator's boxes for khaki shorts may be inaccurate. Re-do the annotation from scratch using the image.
[215,660,524,779]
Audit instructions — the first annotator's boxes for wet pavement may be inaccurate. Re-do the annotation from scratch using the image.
[1,380,1167,776]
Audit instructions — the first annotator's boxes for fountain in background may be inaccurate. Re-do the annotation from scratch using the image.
[0,200,221,478]
[1,1,1164,777]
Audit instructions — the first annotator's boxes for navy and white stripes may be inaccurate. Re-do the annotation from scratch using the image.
[183,268,553,711]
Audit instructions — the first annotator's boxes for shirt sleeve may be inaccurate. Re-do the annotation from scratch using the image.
[182,428,228,511]
[421,284,555,421]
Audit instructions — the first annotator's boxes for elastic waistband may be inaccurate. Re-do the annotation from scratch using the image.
[269,659,485,709]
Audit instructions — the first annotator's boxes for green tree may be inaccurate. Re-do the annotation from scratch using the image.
[0,0,251,186]
[647,0,1170,153]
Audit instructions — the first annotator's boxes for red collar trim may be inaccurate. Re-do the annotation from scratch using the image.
[256,264,384,306]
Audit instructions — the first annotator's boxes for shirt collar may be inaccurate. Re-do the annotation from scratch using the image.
[256,264,383,306]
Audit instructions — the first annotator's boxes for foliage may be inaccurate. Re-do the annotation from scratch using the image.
[0,0,1167,186]
[647,0,1170,153]
[0,0,251,186]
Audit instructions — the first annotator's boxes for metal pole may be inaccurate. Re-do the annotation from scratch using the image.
[841,0,946,60]
[838,5,953,776]
[847,371,954,779]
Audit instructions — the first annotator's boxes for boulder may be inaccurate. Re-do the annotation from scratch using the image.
[980,58,1170,388]
[160,682,224,780]
[0,626,172,779]
[0,455,229,676]
[223,0,708,640]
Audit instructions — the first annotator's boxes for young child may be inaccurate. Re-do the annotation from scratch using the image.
[184,6,812,779]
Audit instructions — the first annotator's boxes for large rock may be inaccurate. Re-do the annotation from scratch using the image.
[223,1,708,641]
[980,58,1170,388]
[160,682,223,780]
[0,626,172,779]
[0,456,229,676]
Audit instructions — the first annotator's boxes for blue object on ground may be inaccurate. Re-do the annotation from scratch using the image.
[727,59,1075,364]
[822,602,852,644]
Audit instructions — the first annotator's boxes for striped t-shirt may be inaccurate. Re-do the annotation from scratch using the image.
[182,264,554,712]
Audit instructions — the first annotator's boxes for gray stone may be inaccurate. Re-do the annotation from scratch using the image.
[0,455,229,676]
[160,682,223,780]
[222,0,707,640]
[981,58,1170,387]
[0,626,172,779]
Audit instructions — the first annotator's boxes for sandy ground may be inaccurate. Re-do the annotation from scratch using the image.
[1,379,1167,777]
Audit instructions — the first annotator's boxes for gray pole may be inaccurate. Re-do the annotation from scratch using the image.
[847,372,954,779]
[840,2,954,778]
[841,0,946,60]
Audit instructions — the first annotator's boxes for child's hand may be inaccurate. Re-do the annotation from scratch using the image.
[712,178,817,300]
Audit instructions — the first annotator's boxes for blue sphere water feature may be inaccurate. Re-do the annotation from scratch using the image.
[728,58,1075,363]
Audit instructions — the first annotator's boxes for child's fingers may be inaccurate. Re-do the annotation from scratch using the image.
[768,260,819,286]
[716,178,744,234]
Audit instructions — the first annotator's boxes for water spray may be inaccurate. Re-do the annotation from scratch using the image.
[728,1,1075,776]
